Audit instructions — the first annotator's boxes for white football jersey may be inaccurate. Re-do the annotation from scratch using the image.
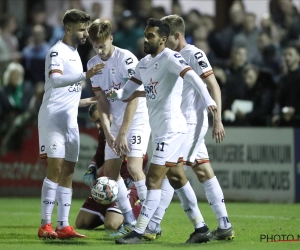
[38,40,83,128]
[131,47,191,133]
[180,44,213,126]
[88,47,148,128]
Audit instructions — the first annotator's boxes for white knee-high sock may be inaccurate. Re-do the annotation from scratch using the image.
[202,176,232,229]
[116,178,136,224]
[134,189,161,234]
[134,179,147,204]
[148,179,174,231]
[56,186,72,229]
[41,178,58,226]
[175,181,206,229]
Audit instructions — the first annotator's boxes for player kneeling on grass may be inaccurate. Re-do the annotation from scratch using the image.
[75,104,147,232]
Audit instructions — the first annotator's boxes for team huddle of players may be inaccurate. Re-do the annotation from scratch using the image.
[37,8,234,244]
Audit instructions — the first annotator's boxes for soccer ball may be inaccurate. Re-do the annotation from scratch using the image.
[91,177,119,205]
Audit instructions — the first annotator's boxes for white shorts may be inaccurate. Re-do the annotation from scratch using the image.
[105,122,151,160]
[182,123,209,167]
[38,126,80,162]
[151,132,186,166]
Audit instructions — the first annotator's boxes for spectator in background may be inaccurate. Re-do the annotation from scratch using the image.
[233,13,261,65]
[221,45,248,120]
[0,14,22,83]
[90,2,103,21]
[0,81,44,155]
[256,31,282,80]
[272,43,300,127]
[22,24,51,85]
[184,9,202,39]
[217,0,245,59]
[223,64,275,126]
[19,4,53,49]
[0,62,33,139]
[270,0,300,46]
[150,6,167,20]
[113,10,144,53]
[135,0,153,29]
[49,10,65,46]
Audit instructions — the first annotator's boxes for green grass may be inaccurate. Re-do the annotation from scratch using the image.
[0,198,299,250]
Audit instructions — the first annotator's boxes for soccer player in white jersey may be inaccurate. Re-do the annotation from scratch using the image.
[107,18,217,244]
[37,9,104,239]
[160,14,234,240]
[87,19,150,233]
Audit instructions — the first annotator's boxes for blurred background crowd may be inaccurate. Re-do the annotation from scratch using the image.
[0,0,300,154]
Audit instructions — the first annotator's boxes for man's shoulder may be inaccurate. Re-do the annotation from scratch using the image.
[114,47,137,62]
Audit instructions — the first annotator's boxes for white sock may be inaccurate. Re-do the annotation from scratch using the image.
[116,178,136,224]
[134,179,147,204]
[175,181,206,229]
[135,189,161,234]
[202,176,231,229]
[56,186,72,229]
[148,179,174,231]
[41,178,58,226]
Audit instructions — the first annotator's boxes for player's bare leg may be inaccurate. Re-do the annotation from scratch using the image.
[192,162,234,240]
[104,159,137,233]
[167,162,212,243]
[127,157,147,203]
[55,160,86,239]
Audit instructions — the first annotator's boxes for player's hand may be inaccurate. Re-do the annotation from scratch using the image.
[83,165,97,188]
[79,96,98,107]
[114,133,130,157]
[207,105,217,114]
[86,62,105,79]
[212,119,225,143]
[106,89,118,99]
[105,132,118,155]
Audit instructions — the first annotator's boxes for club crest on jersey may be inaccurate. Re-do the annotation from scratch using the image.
[153,62,159,71]
[111,67,116,75]
[50,142,58,153]
[128,68,135,77]
[144,78,158,100]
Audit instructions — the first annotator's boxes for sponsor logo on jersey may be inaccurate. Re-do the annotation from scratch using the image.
[174,52,182,58]
[198,60,208,69]
[125,57,133,65]
[68,82,82,92]
[128,68,135,77]
[41,145,45,152]
[153,62,159,71]
[69,59,76,61]
[144,78,158,100]
[179,60,188,66]
[50,52,58,57]
[194,51,203,60]
[49,64,60,67]
[139,66,147,69]
[111,67,116,75]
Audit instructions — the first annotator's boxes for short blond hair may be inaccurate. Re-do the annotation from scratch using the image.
[161,14,185,36]
[88,19,112,43]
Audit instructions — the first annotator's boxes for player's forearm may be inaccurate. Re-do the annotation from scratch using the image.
[119,98,138,135]
[49,72,86,88]
[97,97,111,136]
[184,70,216,107]
[204,75,222,121]
[115,80,141,100]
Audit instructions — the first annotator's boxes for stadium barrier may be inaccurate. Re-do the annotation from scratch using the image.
[0,127,299,203]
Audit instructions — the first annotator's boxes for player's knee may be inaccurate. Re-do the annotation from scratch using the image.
[104,220,121,230]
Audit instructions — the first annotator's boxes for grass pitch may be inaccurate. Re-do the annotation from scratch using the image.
[0,197,299,250]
